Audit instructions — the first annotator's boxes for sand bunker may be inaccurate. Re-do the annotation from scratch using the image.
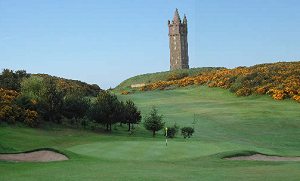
[225,154,300,161]
[0,150,68,162]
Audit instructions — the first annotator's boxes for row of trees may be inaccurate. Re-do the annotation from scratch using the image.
[89,92,141,131]
[0,69,141,130]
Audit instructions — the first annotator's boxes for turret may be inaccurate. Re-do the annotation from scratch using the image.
[183,14,187,24]
[173,8,181,24]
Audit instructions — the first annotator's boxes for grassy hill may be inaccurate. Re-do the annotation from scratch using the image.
[115,67,222,90]
[1,86,300,181]
[116,61,300,103]
[118,86,300,155]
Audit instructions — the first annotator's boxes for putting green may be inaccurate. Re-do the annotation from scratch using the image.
[68,140,265,161]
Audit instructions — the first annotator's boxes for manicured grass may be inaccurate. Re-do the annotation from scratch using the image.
[1,86,300,181]
[119,86,300,156]
[68,140,241,161]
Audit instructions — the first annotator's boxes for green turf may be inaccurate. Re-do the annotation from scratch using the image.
[1,86,300,181]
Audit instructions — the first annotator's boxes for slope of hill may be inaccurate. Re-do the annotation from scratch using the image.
[115,67,223,90]
[117,61,300,102]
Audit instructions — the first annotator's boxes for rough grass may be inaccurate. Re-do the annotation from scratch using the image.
[1,86,300,181]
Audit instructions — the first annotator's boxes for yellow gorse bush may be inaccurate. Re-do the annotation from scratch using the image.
[0,88,38,126]
[135,62,300,103]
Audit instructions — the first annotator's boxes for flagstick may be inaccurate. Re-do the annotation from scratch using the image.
[165,127,168,147]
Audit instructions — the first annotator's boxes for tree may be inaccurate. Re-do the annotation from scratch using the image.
[63,93,90,120]
[20,76,45,100]
[123,100,142,131]
[181,127,194,138]
[88,91,120,131]
[0,69,29,91]
[40,78,64,123]
[143,107,165,137]
[20,76,65,123]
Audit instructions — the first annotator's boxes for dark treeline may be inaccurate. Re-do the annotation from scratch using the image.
[0,69,141,131]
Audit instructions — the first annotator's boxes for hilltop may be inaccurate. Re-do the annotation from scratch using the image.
[34,74,101,96]
[0,69,102,96]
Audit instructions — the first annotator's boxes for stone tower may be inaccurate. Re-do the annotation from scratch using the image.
[168,9,189,70]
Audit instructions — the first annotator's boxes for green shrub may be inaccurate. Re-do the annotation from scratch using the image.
[166,123,180,138]
[181,127,194,138]
[21,76,45,100]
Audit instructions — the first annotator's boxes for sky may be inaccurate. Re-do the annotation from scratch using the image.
[1,0,300,89]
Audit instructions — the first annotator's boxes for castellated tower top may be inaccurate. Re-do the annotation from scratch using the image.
[168,9,189,70]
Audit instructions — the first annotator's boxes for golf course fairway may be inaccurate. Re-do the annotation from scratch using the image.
[1,86,300,181]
